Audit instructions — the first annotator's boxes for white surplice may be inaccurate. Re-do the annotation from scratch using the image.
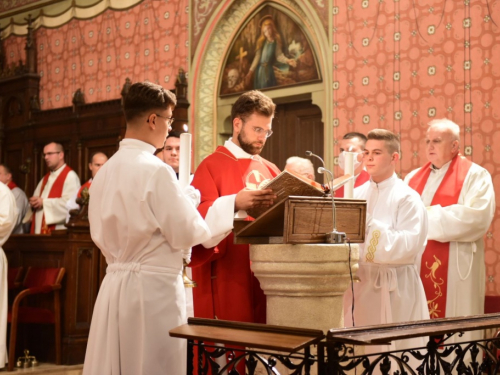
[83,139,233,375]
[405,161,495,343]
[0,183,18,368]
[10,186,29,234]
[344,174,430,353]
[32,164,80,233]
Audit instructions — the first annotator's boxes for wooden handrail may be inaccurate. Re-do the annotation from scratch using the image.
[327,313,500,345]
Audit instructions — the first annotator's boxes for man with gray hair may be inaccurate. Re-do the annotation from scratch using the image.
[285,156,315,180]
[405,118,495,344]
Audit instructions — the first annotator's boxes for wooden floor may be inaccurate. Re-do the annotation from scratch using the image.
[0,364,82,374]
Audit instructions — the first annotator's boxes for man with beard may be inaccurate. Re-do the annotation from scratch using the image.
[29,142,80,234]
[190,90,279,325]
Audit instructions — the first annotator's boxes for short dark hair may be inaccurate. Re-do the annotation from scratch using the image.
[0,163,11,174]
[231,90,275,123]
[367,129,400,154]
[167,130,182,139]
[343,132,367,144]
[123,82,177,123]
[45,142,64,153]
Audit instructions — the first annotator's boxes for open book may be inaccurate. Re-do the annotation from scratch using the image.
[246,170,352,219]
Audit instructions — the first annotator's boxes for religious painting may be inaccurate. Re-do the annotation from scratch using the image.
[219,6,321,96]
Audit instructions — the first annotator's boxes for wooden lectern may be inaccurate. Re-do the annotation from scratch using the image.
[234,196,366,245]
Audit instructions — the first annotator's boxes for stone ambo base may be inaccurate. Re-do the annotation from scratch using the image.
[250,243,359,332]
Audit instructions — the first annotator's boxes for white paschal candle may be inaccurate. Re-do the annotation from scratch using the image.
[344,151,355,198]
[179,132,192,189]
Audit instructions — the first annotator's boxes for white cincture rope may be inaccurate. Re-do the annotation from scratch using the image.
[456,242,476,281]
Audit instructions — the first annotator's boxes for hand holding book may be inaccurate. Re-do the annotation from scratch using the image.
[246,170,353,219]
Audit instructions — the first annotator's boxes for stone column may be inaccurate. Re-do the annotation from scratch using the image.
[250,243,359,333]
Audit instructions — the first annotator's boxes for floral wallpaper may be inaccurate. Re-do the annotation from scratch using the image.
[3,0,500,296]
[332,0,500,295]
[3,0,189,109]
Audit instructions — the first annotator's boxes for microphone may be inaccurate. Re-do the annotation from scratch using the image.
[306,152,346,244]
[305,150,325,168]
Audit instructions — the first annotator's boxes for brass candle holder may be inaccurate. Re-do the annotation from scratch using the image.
[16,349,38,368]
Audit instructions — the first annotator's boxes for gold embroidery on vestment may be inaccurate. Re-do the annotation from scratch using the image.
[425,254,444,318]
[365,230,380,263]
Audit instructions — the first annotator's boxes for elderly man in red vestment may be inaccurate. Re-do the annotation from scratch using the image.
[405,118,495,344]
[29,142,80,234]
[336,132,370,197]
[191,90,279,325]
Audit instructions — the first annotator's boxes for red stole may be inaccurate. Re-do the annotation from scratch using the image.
[30,165,73,234]
[335,169,370,197]
[7,181,18,190]
[408,154,472,318]
[77,179,92,198]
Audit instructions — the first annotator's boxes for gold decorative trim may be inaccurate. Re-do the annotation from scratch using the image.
[365,230,380,263]
[424,254,444,318]
[192,0,328,167]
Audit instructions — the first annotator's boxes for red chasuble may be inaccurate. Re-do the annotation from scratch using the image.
[335,169,370,198]
[191,146,280,325]
[408,154,471,318]
[77,179,92,198]
[30,165,73,234]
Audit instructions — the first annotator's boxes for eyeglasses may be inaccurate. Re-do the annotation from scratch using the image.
[251,126,273,138]
[43,152,61,157]
[155,114,175,126]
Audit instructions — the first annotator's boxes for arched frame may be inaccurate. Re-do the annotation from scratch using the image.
[189,0,334,171]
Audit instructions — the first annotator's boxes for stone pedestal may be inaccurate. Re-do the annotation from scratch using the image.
[250,243,359,333]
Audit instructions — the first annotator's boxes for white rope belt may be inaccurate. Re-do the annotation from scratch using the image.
[107,262,180,275]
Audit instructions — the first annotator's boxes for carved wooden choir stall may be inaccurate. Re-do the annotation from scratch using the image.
[0,21,189,365]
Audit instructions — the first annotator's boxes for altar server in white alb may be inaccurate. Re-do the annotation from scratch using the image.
[344,129,429,353]
[83,82,235,375]
[0,182,18,369]
[405,118,495,344]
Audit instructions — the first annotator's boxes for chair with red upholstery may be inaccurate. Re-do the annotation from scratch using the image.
[7,267,65,371]
[7,267,24,305]
[7,267,24,290]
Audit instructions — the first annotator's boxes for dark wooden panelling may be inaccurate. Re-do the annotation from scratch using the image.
[260,100,324,180]
[4,230,102,365]
[0,74,188,195]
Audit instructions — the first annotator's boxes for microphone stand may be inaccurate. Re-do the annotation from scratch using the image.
[306,151,346,244]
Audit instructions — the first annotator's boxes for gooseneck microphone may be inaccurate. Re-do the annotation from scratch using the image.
[305,150,325,168]
[306,151,346,244]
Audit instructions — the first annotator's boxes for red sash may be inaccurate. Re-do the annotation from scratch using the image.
[77,179,92,198]
[408,154,472,318]
[30,165,73,234]
[7,181,18,190]
[335,169,370,197]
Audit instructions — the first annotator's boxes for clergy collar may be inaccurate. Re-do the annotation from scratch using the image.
[430,159,452,174]
[50,163,67,175]
[224,138,261,160]
[120,138,157,154]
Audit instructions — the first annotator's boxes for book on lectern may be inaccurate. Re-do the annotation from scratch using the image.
[246,170,352,219]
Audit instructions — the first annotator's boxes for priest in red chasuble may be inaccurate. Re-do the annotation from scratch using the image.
[191,90,280,325]
[405,119,495,344]
[29,142,80,234]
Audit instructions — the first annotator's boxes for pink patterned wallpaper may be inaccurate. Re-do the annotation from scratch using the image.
[333,0,500,294]
[3,0,189,109]
[3,0,500,295]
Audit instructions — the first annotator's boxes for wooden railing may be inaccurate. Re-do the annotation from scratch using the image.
[171,314,500,374]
